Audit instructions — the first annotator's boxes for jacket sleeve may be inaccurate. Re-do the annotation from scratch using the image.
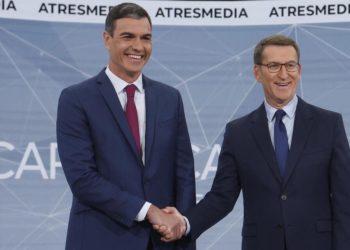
[174,91,196,213]
[173,92,197,249]
[185,123,241,240]
[56,88,144,227]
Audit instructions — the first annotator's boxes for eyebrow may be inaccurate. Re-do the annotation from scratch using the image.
[266,60,298,64]
[119,32,152,37]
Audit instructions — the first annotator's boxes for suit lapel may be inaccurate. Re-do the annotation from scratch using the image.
[143,76,158,167]
[250,104,282,183]
[283,98,314,187]
[96,70,141,161]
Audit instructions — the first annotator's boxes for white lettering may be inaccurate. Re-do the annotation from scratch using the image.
[15,142,48,179]
[0,141,15,179]
[201,144,221,180]
[50,143,61,179]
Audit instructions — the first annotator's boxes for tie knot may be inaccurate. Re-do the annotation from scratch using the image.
[125,84,137,98]
[274,109,286,122]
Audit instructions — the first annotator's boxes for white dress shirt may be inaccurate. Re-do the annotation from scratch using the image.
[264,95,298,149]
[105,67,151,222]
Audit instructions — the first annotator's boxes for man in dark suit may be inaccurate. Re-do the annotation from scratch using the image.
[56,3,195,250]
[157,35,350,250]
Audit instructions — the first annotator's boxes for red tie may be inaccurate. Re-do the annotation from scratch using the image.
[125,85,141,155]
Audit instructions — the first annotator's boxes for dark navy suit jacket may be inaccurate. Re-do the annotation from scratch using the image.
[57,69,196,250]
[186,97,350,250]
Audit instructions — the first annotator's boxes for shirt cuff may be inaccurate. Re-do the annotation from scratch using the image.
[135,202,152,221]
[183,216,191,235]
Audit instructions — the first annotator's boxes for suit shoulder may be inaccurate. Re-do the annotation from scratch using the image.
[58,74,101,110]
[303,100,341,120]
[226,109,256,129]
[63,74,98,93]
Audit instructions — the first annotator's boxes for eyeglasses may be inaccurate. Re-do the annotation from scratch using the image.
[257,62,299,73]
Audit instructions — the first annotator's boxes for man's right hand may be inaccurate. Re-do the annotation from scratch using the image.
[146,205,186,242]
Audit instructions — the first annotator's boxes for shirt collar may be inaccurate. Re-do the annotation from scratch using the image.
[264,95,298,122]
[105,66,144,94]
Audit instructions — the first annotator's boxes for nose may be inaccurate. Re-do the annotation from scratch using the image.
[131,38,143,51]
[277,64,288,79]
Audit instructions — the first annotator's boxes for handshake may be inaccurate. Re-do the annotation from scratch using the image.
[147,204,187,242]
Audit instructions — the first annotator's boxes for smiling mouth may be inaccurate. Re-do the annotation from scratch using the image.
[127,54,142,60]
[275,82,290,87]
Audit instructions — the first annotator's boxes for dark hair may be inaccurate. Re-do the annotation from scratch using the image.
[254,35,300,64]
[105,2,152,36]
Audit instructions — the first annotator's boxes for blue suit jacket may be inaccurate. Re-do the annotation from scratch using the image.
[57,69,196,250]
[186,97,350,250]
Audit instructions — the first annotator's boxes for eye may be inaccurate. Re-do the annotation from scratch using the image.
[267,63,280,71]
[286,62,298,70]
[121,35,133,40]
[120,33,135,40]
[142,35,152,41]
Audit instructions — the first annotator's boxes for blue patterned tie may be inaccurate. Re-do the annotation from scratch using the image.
[274,109,288,177]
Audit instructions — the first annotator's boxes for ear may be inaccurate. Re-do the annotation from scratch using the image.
[253,64,261,82]
[103,31,111,49]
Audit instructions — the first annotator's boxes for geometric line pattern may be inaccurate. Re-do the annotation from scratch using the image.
[1,18,350,249]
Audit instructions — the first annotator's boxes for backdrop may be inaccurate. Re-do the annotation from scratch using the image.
[1,0,350,249]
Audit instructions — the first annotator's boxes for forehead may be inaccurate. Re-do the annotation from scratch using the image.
[262,45,298,62]
[114,17,151,34]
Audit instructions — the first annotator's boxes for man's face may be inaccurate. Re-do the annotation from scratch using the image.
[104,17,152,82]
[254,45,301,108]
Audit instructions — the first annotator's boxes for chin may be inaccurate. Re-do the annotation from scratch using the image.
[125,66,142,73]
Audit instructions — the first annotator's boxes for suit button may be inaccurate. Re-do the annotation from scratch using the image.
[277,224,283,229]
[281,194,287,200]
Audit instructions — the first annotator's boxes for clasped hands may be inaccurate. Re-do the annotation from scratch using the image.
[147,205,185,242]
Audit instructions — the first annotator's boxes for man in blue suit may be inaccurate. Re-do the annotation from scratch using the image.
[56,3,196,250]
[158,35,350,250]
